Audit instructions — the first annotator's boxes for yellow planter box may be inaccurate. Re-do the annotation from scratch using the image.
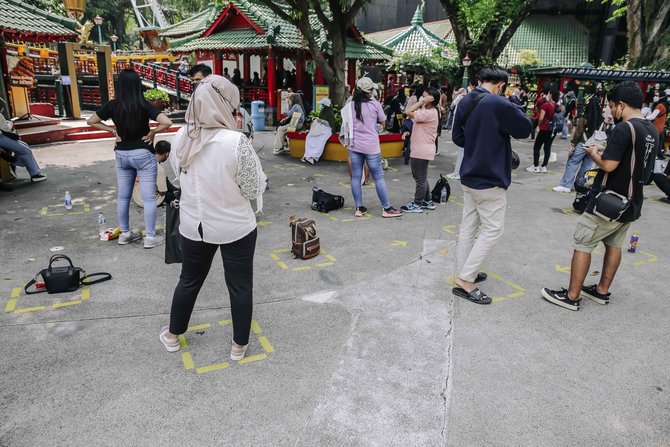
[287,132,404,162]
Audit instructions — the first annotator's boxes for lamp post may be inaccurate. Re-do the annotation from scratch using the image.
[110,34,118,52]
[94,15,103,45]
[461,54,472,89]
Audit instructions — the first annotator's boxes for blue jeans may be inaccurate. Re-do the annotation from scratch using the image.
[349,151,390,209]
[115,149,158,237]
[0,134,41,176]
[558,143,594,189]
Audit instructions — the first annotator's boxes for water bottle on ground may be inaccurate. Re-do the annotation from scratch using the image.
[97,211,106,235]
[628,231,639,253]
[64,191,72,210]
[440,186,447,204]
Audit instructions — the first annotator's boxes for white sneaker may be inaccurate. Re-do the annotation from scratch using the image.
[231,340,248,361]
[446,173,460,180]
[118,231,141,245]
[159,326,180,352]
[540,166,547,173]
[144,235,164,249]
[552,186,571,193]
[526,166,540,173]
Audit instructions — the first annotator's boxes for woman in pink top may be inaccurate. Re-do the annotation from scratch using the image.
[401,87,440,213]
[348,77,402,218]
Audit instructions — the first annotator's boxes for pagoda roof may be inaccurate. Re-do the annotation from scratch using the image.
[165,0,391,61]
[528,67,670,83]
[378,6,447,56]
[0,0,77,40]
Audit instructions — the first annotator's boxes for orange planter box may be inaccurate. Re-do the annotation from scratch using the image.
[286,132,404,162]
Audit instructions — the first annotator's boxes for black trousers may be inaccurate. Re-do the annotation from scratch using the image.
[533,129,553,167]
[411,158,430,203]
[653,173,670,197]
[169,228,257,345]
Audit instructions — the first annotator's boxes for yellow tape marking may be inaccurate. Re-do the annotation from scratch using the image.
[238,354,267,365]
[492,297,505,303]
[277,262,289,270]
[81,288,90,300]
[506,292,525,299]
[292,266,312,271]
[41,207,48,216]
[270,253,281,261]
[258,336,274,353]
[84,203,90,212]
[4,299,17,313]
[251,320,262,334]
[178,335,188,349]
[218,319,232,326]
[52,300,82,308]
[340,218,354,222]
[324,254,337,262]
[15,306,46,313]
[187,324,211,331]
[181,352,195,370]
[440,250,449,255]
[274,249,291,253]
[196,361,230,374]
[315,262,334,267]
[257,220,273,227]
[11,288,20,298]
[442,225,457,234]
[328,215,339,222]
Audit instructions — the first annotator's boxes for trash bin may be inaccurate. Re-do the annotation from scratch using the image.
[251,100,265,132]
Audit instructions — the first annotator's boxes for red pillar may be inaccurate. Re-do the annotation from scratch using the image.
[315,66,325,85]
[243,54,251,83]
[347,59,356,91]
[213,51,222,76]
[267,52,276,109]
[295,54,305,92]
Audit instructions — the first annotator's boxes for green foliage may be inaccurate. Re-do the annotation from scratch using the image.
[455,0,533,40]
[163,0,211,23]
[144,89,170,101]
[587,0,627,22]
[517,49,542,67]
[391,45,460,81]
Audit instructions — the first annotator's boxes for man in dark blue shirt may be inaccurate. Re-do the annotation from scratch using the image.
[451,67,532,304]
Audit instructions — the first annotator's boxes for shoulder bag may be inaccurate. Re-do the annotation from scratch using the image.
[592,121,636,222]
[24,254,112,294]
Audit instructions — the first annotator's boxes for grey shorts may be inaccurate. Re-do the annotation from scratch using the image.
[573,212,630,253]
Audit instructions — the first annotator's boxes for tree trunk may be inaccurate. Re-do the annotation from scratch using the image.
[329,32,348,106]
[627,0,670,68]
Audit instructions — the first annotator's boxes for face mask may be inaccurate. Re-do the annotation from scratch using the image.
[653,96,660,102]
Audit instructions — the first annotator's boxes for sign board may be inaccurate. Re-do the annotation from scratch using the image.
[287,112,302,132]
[7,56,35,87]
[313,85,329,108]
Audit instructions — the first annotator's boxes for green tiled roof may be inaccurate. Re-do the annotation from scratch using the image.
[380,7,447,56]
[0,0,77,37]
[167,0,389,61]
[502,15,589,67]
[160,6,218,38]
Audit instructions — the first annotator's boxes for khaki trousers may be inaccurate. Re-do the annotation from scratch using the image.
[456,185,507,282]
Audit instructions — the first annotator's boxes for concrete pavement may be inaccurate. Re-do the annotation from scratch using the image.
[0,130,668,446]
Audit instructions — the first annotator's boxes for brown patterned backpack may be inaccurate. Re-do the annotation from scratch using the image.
[289,215,320,260]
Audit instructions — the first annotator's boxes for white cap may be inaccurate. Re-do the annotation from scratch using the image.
[356,77,378,93]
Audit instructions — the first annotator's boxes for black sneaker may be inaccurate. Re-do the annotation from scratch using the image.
[354,206,368,217]
[580,284,610,305]
[541,288,581,311]
[30,174,47,183]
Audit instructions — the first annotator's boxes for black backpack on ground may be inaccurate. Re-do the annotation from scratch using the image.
[431,175,451,203]
[311,187,345,212]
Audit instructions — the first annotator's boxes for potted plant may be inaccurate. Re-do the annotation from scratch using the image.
[144,89,170,111]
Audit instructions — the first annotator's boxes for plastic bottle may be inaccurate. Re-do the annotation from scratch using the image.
[628,231,639,253]
[64,191,72,210]
[440,186,448,204]
[97,211,106,235]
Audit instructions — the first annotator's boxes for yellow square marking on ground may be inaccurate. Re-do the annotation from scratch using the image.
[15,306,46,313]
[187,324,211,331]
[292,266,312,271]
[258,336,274,353]
[270,248,336,271]
[41,203,91,216]
[178,335,188,349]
[181,352,194,370]
[447,272,526,304]
[4,299,17,313]
[218,319,232,326]
[238,354,267,365]
[251,320,262,334]
[81,288,90,300]
[52,300,82,308]
[196,362,230,374]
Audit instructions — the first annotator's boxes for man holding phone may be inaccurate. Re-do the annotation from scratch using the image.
[542,81,657,311]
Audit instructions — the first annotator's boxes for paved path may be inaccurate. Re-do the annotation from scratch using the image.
[0,131,668,446]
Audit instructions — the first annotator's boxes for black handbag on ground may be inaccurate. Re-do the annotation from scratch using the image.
[592,122,636,222]
[311,187,344,212]
[24,254,111,294]
[165,192,182,264]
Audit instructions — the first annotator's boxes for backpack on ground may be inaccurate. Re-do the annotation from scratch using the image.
[431,174,451,203]
[311,187,345,212]
[289,215,320,260]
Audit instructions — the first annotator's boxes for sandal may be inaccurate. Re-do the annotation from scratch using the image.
[452,287,492,305]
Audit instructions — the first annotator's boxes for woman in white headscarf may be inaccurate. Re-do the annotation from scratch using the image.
[302,97,335,164]
[159,75,266,362]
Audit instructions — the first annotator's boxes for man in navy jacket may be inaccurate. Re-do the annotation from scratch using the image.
[451,67,532,304]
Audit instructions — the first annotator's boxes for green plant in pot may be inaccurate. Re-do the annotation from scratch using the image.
[144,89,170,110]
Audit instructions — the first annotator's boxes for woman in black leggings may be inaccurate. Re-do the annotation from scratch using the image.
[527,90,557,173]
